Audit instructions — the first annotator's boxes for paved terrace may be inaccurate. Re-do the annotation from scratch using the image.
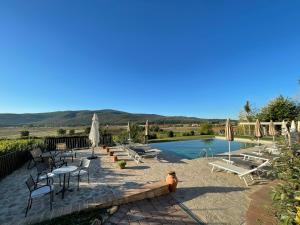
[0,145,270,225]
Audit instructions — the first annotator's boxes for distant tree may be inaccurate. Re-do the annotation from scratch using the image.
[244,100,252,135]
[20,130,30,138]
[148,133,157,139]
[257,95,300,122]
[57,128,66,136]
[199,123,214,135]
[150,125,160,132]
[129,123,144,143]
[84,127,91,135]
[69,129,75,135]
[167,130,174,137]
[190,130,195,136]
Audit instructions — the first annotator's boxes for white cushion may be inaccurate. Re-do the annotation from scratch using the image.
[71,170,87,176]
[61,152,74,157]
[39,173,55,180]
[31,185,53,198]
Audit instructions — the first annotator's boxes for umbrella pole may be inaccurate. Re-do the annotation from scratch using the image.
[258,137,261,154]
[228,141,231,163]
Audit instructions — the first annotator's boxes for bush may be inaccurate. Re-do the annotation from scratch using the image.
[182,132,191,136]
[57,128,66,136]
[167,130,174,137]
[0,139,42,156]
[199,123,214,135]
[117,160,126,168]
[84,127,91,135]
[148,133,157,139]
[20,130,30,138]
[271,142,300,224]
[182,130,195,136]
[69,129,75,135]
[150,125,160,132]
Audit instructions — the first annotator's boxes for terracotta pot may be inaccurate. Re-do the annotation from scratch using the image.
[106,148,110,153]
[113,155,118,162]
[166,171,178,192]
[103,145,106,149]
[109,151,114,156]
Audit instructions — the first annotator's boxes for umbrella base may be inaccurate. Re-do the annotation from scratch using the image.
[87,155,98,160]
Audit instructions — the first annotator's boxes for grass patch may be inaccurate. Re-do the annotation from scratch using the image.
[148,135,215,143]
[33,207,108,225]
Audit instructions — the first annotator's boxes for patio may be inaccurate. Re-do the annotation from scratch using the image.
[0,145,268,225]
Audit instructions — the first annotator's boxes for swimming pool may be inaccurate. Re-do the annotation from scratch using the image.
[150,139,254,159]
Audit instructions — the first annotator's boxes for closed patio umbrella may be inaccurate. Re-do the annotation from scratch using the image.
[145,120,149,136]
[291,120,296,133]
[127,122,131,142]
[145,120,149,144]
[281,120,288,136]
[297,121,300,132]
[88,113,99,159]
[225,118,234,163]
[268,120,276,143]
[255,119,263,153]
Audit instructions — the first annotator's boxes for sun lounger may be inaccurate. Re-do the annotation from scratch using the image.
[209,160,269,186]
[240,153,270,162]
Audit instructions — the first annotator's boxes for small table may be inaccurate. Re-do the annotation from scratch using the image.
[52,165,78,199]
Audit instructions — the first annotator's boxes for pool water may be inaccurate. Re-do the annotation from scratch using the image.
[150,139,254,160]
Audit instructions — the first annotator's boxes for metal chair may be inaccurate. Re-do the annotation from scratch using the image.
[56,143,76,162]
[27,148,44,169]
[25,175,54,217]
[69,158,91,190]
[36,162,55,185]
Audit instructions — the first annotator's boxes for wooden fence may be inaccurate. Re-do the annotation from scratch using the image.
[0,134,113,180]
[44,135,113,150]
[0,150,30,180]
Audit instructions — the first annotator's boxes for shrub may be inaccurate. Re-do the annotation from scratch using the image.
[271,142,300,224]
[20,130,30,138]
[150,125,160,132]
[182,131,195,136]
[117,160,126,168]
[167,131,174,137]
[57,128,66,136]
[199,123,214,135]
[69,129,75,135]
[84,127,91,135]
[0,139,43,156]
[148,133,157,139]
[182,132,191,136]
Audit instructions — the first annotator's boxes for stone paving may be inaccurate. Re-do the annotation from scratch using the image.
[106,195,199,225]
[0,145,271,225]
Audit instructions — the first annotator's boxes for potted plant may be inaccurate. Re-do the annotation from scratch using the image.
[118,160,126,169]
[109,151,114,156]
[106,147,110,153]
[113,155,118,162]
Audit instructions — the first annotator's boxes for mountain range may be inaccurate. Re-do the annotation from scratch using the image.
[0,109,225,127]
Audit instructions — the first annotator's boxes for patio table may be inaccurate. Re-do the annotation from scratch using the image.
[52,165,78,199]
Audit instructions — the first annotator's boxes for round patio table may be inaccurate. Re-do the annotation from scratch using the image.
[52,165,78,199]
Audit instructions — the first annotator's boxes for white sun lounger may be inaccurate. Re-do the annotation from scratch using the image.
[240,153,270,162]
[209,160,269,186]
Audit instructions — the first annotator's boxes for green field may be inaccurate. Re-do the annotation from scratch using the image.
[0,127,86,139]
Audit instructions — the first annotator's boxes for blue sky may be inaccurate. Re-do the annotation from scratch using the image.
[0,0,299,119]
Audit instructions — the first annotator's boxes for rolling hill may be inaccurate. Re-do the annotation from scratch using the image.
[0,109,225,127]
